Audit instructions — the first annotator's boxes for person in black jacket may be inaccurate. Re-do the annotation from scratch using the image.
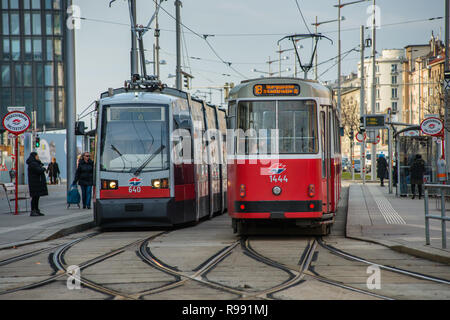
[73,152,94,209]
[376,154,388,186]
[47,157,60,184]
[26,152,48,216]
[410,154,426,199]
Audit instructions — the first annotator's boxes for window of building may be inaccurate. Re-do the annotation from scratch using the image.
[57,87,64,123]
[24,13,31,35]
[10,13,19,35]
[392,75,397,84]
[24,38,32,60]
[375,77,379,85]
[24,0,30,9]
[53,0,61,9]
[1,89,11,110]
[2,13,9,35]
[54,38,61,60]
[45,0,53,9]
[376,102,380,112]
[46,39,53,60]
[10,0,18,9]
[14,64,22,86]
[44,63,53,86]
[391,64,398,73]
[1,0,8,9]
[1,64,10,86]
[24,88,33,109]
[57,62,63,86]
[54,13,61,35]
[392,88,398,99]
[11,38,20,60]
[376,89,380,99]
[46,14,52,35]
[2,38,10,60]
[35,62,42,84]
[392,102,398,113]
[31,0,40,9]
[376,64,379,73]
[23,63,32,86]
[45,88,55,123]
[15,87,23,105]
[33,39,42,60]
[32,13,41,35]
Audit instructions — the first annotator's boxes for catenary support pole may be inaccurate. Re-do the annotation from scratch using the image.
[65,0,77,192]
[371,0,377,181]
[360,25,366,185]
[175,0,182,90]
[445,0,449,179]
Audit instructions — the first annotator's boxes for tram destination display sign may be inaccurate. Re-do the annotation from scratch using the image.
[364,115,386,129]
[253,84,300,96]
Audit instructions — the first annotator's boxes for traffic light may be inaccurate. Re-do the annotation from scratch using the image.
[75,121,85,135]
[35,136,40,148]
[183,75,189,89]
[349,130,354,140]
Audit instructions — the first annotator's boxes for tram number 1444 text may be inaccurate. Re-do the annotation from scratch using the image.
[269,175,288,183]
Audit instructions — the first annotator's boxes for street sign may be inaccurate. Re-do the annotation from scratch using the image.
[355,132,366,142]
[404,130,420,137]
[420,117,444,136]
[7,106,26,112]
[364,115,386,129]
[2,111,31,135]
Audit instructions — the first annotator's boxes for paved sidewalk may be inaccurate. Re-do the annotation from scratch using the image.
[347,181,450,264]
[0,183,94,249]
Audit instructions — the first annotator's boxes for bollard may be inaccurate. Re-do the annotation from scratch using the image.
[424,187,430,245]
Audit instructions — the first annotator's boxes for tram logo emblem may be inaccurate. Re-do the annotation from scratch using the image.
[263,163,287,175]
[128,177,142,186]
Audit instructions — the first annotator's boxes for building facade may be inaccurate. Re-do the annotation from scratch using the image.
[0,0,68,130]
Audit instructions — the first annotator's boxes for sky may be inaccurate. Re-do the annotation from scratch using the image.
[72,0,445,125]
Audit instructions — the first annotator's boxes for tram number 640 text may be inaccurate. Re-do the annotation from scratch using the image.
[269,175,288,183]
[128,186,142,193]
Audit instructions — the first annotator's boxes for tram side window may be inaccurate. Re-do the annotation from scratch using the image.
[227,101,236,129]
[237,101,275,155]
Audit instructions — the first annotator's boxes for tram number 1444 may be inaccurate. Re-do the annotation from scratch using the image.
[269,175,288,183]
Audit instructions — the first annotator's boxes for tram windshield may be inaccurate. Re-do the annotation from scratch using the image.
[237,100,317,154]
[99,105,169,173]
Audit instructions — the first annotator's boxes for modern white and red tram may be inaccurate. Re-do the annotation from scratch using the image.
[227,77,341,235]
[93,80,227,228]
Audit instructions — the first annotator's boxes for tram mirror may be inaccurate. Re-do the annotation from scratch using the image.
[339,127,344,136]
[174,115,192,129]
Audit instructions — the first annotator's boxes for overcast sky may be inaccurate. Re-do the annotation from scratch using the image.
[72,0,445,121]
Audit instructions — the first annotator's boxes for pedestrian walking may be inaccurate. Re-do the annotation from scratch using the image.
[376,154,388,186]
[410,154,426,199]
[47,157,60,184]
[26,152,48,216]
[73,152,94,209]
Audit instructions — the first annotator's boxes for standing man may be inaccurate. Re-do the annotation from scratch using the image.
[73,152,94,209]
[410,154,426,199]
[377,154,388,187]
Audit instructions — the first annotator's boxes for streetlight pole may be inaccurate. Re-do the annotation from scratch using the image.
[445,0,449,172]
[370,0,376,181]
[338,0,342,115]
[360,25,366,185]
[175,0,182,90]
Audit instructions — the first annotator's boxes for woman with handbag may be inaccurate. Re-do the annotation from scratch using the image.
[73,152,94,209]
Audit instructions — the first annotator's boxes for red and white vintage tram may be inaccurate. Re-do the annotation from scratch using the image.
[93,80,227,228]
[227,78,341,234]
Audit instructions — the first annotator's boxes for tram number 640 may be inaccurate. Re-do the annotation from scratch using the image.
[128,186,142,193]
[269,175,288,183]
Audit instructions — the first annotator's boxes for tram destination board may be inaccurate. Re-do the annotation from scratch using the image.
[253,84,300,96]
[364,115,386,129]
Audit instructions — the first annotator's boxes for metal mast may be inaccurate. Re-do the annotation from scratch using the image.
[175,0,182,89]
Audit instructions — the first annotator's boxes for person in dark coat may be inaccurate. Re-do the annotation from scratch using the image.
[47,157,60,184]
[376,154,388,186]
[410,154,426,199]
[73,152,94,209]
[26,152,48,216]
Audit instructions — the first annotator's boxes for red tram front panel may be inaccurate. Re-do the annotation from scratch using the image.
[228,158,324,219]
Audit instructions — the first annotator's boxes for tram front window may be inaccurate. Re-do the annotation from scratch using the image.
[100,105,169,172]
[237,100,317,154]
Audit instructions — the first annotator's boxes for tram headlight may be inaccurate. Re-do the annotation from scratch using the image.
[152,178,169,189]
[101,179,118,190]
[272,186,282,196]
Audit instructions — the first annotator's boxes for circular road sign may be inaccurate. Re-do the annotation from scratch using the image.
[420,117,443,136]
[2,111,31,135]
[356,132,366,142]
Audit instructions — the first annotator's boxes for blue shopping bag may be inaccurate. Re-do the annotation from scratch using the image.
[67,184,81,208]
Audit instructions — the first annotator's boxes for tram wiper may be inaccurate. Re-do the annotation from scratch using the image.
[131,145,166,176]
[111,144,123,156]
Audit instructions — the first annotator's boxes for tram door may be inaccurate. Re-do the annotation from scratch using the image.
[320,107,332,214]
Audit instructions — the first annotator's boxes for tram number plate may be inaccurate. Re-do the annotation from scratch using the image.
[269,175,288,183]
[128,186,142,193]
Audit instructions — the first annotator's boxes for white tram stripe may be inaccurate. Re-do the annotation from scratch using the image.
[369,187,406,225]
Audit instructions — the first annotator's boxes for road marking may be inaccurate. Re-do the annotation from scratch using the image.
[368,187,406,225]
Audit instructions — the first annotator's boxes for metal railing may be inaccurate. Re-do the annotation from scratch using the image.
[424,184,450,249]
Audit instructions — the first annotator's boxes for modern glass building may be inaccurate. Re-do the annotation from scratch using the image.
[0,0,67,130]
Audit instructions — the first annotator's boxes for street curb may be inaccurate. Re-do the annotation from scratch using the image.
[346,235,450,265]
[0,220,96,250]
